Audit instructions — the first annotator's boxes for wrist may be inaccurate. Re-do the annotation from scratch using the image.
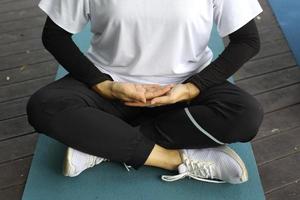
[185,82,200,100]
[92,80,115,99]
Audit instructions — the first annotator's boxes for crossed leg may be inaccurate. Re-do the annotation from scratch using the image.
[26,74,263,176]
[136,80,264,170]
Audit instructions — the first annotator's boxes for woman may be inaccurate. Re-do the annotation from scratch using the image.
[26,0,264,184]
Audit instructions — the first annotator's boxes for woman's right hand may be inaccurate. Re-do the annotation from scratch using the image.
[92,80,174,103]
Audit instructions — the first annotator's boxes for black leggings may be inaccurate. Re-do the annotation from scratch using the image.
[26,74,264,170]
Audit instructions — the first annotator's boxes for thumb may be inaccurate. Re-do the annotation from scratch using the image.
[129,84,146,103]
[133,91,146,103]
[151,95,171,104]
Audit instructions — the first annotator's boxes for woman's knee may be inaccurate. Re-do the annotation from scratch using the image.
[26,88,48,130]
[26,87,87,132]
[232,94,264,142]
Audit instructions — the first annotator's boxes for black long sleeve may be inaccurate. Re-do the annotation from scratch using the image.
[182,19,261,92]
[41,16,113,88]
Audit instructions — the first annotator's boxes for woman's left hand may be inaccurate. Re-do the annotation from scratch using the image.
[123,83,200,107]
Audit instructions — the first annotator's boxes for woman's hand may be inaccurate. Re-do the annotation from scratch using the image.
[92,80,174,103]
[124,83,200,107]
[111,82,174,103]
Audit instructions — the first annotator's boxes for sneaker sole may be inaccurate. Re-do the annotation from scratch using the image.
[219,145,249,183]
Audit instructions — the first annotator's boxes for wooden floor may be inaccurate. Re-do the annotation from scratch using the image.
[0,0,299,199]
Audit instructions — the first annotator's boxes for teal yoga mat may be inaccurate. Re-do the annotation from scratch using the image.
[267,0,300,66]
[22,24,265,200]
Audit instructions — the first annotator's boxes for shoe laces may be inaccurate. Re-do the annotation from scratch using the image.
[161,159,225,183]
[88,156,133,172]
[123,162,133,171]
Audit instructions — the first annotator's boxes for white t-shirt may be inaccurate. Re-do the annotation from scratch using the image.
[38,0,262,85]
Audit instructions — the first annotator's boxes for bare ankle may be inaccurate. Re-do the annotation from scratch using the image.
[167,150,182,170]
[144,145,182,171]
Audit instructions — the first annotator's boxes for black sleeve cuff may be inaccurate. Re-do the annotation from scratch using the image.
[182,75,206,92]
[84,72,114,88]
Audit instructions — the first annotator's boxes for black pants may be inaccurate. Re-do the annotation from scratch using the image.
[26,74,264,170]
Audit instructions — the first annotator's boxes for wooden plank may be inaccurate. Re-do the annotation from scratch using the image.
[235,52,296,81]
[0,0,34,2]
[265,181,300,200]
[257,24,284,44]
[0,38,44,57]
[0,26,42,45]
[236,66,300,95]
[258,152,300,193]
[0,75,55,103]
[252,38,290,60]
[0,97,29,120]
[0,116,34,141]
[0,6,43,23]
[0,184,25,200]
[0,49,53,71]
[0,60,57,86]
[0,15,45,34]
[252,126,300,165]
[0,0,37,14]
[256,104,300,140]
[0,0,14,3]
[0,0,16,4]
[1,0,40,3]
[255,83,300,113]
[0,157,32,190]
[0,133,37,163]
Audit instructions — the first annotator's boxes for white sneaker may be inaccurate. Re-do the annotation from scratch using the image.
[161,145,248,184]
[63,147,109,177]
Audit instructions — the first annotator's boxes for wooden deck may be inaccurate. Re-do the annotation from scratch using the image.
[0,0,299,199]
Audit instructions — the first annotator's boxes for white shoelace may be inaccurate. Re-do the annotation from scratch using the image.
[89,155,132,172]
[88,155,224,183]
[123,162,133,171]
[161,159,225,183]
